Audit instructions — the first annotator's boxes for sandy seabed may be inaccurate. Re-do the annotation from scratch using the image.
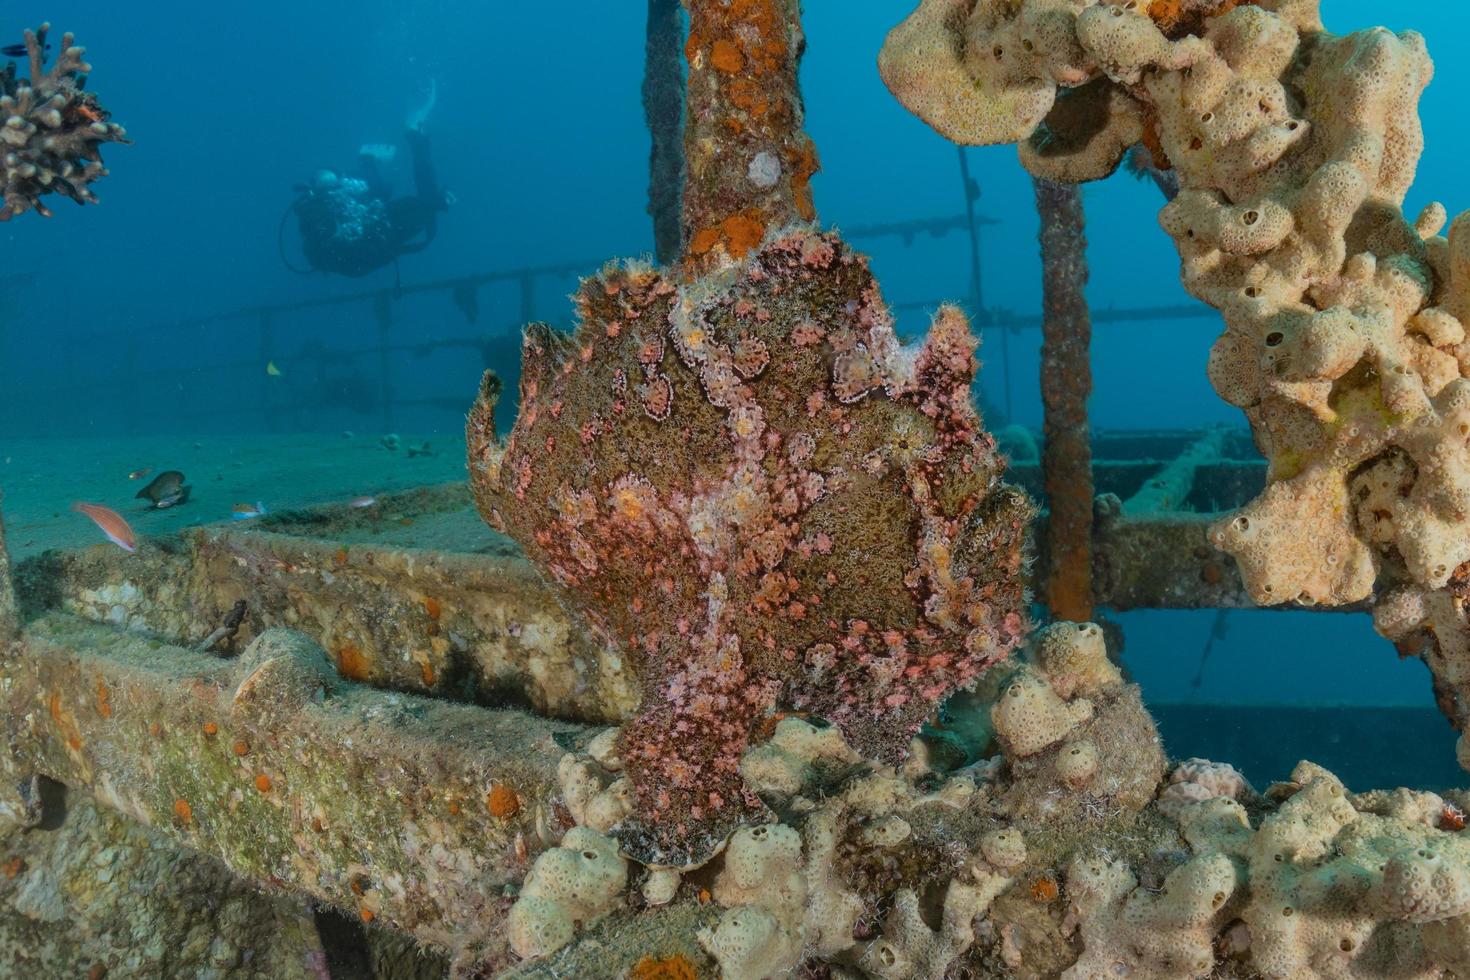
[0,431,469,562]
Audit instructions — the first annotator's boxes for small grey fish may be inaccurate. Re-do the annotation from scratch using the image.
[136,470,191,509]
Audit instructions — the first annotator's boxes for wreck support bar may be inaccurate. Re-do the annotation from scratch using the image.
[0,617,583,953]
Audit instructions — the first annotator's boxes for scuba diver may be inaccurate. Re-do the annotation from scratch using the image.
[283,85,451,279]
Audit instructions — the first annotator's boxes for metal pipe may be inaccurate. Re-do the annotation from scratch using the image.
[1035,177,1094,623]
[643,0,685,264]
[1122,428,1227,517]
[0,492,16,642]
[681,0,817,270]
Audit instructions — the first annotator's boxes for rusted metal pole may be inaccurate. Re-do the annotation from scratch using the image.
[0,492,16,642]
[1035,177,1094,623]
[644,0,686,264]
[681,0,819,270]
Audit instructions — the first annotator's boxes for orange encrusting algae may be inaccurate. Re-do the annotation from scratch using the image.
[487,783,520,819]
[335,642,371,682]
[1147,0,1257,35]
[709,39,744,74]
[629,954,700,980]
[689,211,768,260]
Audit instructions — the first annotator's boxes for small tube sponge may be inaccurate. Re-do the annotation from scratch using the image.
[740,717,859,800]
[1034,621,1122,700]
[557,752,632,832]
[979,828,1028,872]
[1064,851,1237,980]
[991,667,1093,757]
[506,827,628,960]
[698,906,799,980]
[1054,738,1100,790]
[712,823,806,914]
[704,823,808,979]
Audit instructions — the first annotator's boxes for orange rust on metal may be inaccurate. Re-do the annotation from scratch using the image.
[682,0,818,271]
[1036,178,1094,624]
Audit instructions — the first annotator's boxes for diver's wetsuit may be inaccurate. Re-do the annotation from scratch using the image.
[295,130,448,278]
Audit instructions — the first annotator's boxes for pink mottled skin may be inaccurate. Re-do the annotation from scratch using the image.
[468,230,1031,867]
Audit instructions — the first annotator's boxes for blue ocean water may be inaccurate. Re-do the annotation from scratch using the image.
[1,1,1465,784]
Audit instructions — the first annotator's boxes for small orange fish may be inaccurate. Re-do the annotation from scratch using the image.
[73,502,137,553]
[128,468,152,480]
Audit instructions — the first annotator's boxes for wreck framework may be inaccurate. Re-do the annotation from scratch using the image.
[8,1,1470,978]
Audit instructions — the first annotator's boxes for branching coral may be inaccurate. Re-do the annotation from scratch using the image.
[467,229,1030,866]
[880,0,1470,770]
[0,23,128,220]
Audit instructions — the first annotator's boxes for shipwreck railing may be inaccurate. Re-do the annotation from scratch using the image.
[0,208,1215,438]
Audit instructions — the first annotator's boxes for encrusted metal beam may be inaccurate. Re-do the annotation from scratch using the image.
[643,0,686,264]
[18,494,637,725]
[1035,178,1093,622]
[1122,428,1228,517]
[0,616,584,966]
[681,0,818,269]
[0,494,16,642]
[1090,503,1249,611]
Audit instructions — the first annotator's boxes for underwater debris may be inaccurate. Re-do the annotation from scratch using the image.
[468,228,1030,867]
[0,623,572,964]
[880,0,1470,771]
[0,23,128,220]
[197,598,248,655]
